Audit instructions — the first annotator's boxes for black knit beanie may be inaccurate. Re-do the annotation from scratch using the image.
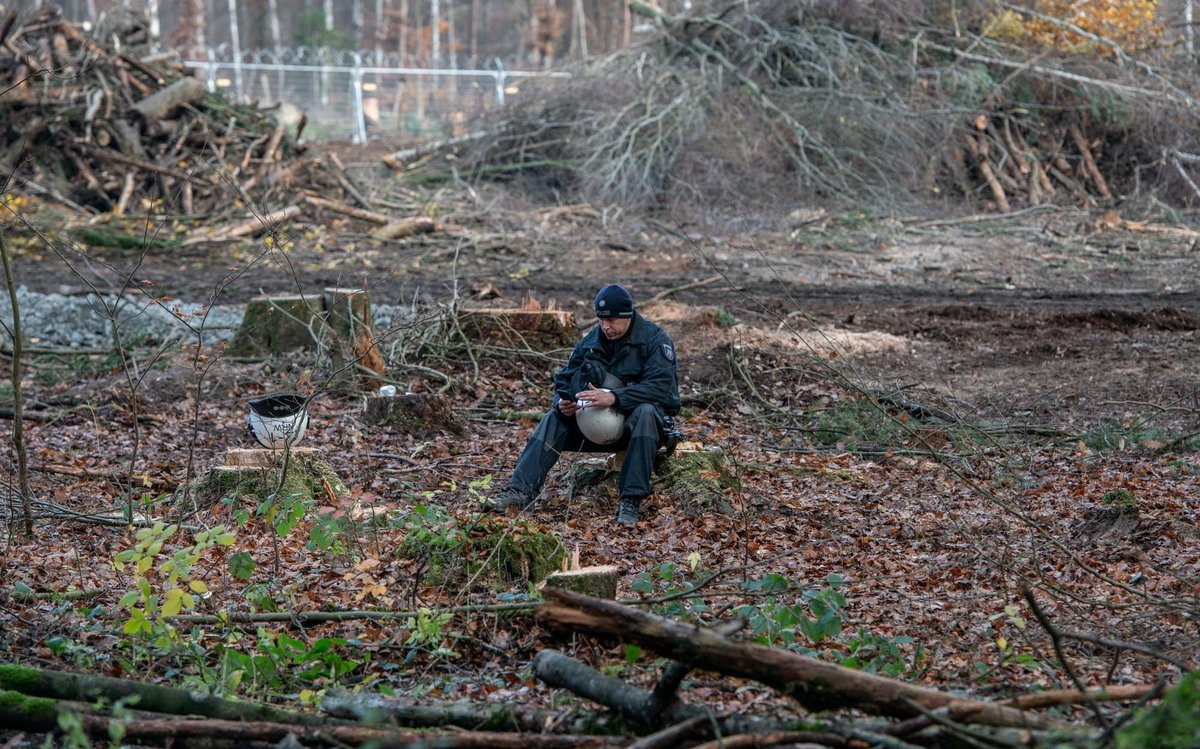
[594,284,635,318]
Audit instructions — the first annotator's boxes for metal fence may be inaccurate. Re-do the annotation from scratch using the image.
[182,47,569,143]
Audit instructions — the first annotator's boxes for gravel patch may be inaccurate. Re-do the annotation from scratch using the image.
[0,288,410,350]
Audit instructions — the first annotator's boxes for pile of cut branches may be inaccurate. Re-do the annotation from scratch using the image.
[0,6,335,221]
[437,0,1200,216]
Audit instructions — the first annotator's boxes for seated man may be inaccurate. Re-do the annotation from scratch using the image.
[485,283,682,525]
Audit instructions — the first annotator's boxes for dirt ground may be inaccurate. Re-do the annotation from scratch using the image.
[26,178,1199,437]
[3,161,1199,721]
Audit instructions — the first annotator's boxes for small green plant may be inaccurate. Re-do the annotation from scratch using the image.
[405,608,457,658]
[630,554,711,619]
[715,307,737,327]
[112,523,232,644]
[219,629,361,696]
[840,630,920,678]
[1100,488,1138,513]
[974,604,1054,682]
[1116,670,1200,749]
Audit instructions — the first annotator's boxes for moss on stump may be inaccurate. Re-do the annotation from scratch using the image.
[227,295,321,357]
[564,445,737,516]
[176,448,348,508]
[398,513,564,590]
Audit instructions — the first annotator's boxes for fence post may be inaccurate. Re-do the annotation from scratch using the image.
[351,53,367,143]
[203,46,218,93]
[494,57,507,105]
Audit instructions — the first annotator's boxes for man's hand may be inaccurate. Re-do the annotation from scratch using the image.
[575,383,616,409]
[557,398,580,416]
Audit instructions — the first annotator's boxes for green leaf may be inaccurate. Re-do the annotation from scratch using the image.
[162,588,185,617]
[227,552,255,581]
[117,590,141,609]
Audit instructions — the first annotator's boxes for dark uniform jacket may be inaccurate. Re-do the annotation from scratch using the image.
[553,312,681,416]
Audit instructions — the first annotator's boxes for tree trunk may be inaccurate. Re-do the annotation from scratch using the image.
[537,588,1061,729]
[0,230,34,536]
[267,0,282,52]
[431,0,441,65]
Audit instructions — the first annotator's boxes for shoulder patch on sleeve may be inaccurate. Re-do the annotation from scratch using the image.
[662,343,675,362]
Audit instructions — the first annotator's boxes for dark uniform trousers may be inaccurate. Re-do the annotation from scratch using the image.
[509,402,666,503]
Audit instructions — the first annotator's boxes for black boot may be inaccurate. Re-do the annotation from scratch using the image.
[616,497,641,526]
[483,487,532,511]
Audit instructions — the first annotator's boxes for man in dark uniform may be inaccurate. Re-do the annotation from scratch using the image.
[484,283,682,525]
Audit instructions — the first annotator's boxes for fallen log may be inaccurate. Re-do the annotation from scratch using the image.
[321,693,563,733]
[186,204,303,245]
[537,588,1061,729]
[0,663,323,726]
[532,649,774,736]
[368,215,440,240]
[130,75,206,123]
[0,701,624,749]
[305,194,390,225]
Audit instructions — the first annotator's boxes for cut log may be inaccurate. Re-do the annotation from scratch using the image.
[540,565,620,599]
[368,215,440,240]
[305,194,390,225]
[129,75,206,124]
[227,294,321,357]
[458,308,579,349]
[186,204,303,244]
[362,392,464,436]
[537,588,1062,729]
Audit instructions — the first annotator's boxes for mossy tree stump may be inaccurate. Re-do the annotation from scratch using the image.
[362,393,465,437]
[227,288,386,390]
[566,444,737,516]
[176,448,348,509]
[227,295,321,358]
[398,513,565,590]
[655,445,739,516]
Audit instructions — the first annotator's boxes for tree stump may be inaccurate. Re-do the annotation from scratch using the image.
[457,308,578,349]
[227,295,321,358]
[227,288,386,390]
[656,444,738,516]
[362,393,465,436]
[540,565,619,599]
[175,448,347,509]
[566,444,737,516]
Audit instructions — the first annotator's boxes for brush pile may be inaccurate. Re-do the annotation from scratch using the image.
[0,6,338,221]
[452,0,1200,216]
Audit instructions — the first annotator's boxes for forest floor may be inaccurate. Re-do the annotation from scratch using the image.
[1,156,1198,732]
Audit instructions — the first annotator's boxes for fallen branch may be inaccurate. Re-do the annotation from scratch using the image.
[537,588,1062,729]
[0,663,324,726]
[167,600,537,625]
[305,194,390,225]
[185,204,303,245]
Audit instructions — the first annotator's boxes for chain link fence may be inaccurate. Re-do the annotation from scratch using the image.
[182,47,569,142]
